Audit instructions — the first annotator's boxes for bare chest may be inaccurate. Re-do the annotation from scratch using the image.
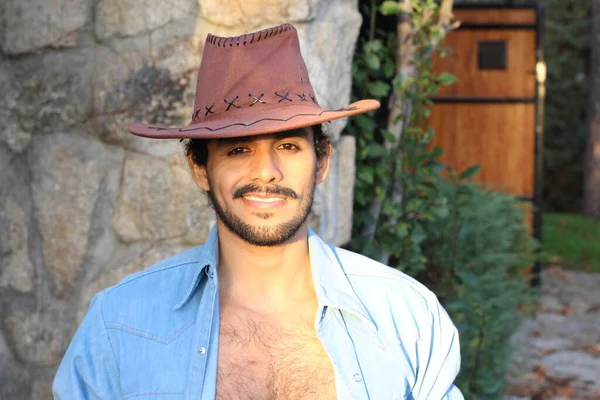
[216,313,337,400]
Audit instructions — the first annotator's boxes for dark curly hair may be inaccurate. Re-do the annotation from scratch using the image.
[185,124,330,166]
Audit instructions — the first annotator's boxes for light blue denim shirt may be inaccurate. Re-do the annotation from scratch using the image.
[54,227,463,399]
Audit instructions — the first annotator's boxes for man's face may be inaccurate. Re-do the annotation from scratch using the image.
[189,127,330,246]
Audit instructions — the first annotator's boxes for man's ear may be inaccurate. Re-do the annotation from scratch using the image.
[315,141,332,185]
[187,154,211,192]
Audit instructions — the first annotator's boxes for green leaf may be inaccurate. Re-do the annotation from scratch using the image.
[365,142,387,158]
[459,165,482,180]
[354,114,376,132]
[405,126,423,135]
[381,129,397,144]
[430,146,444,159]
[375,186,386,200]
[357,167,374,184]
[456,184,475,196]
[366,81,391,97]
[380,1,402,16]
[364,39,384,53]
[384,59,396,79]
[437,72,458,86]
[395,222,409,238]
[365,53,381,70]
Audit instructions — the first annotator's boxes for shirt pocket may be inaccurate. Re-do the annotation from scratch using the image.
[105,318,195,344]
[106,318,196,399]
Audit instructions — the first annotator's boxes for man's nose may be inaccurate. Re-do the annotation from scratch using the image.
[249,147,283,184]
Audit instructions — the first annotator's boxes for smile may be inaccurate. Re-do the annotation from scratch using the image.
[240,193,287,209]
[243,196,284,203]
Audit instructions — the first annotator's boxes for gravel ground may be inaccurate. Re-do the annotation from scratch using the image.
[505,266,600,400]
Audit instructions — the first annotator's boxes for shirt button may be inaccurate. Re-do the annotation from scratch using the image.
[352,373,362,382]
[198,347,206,354]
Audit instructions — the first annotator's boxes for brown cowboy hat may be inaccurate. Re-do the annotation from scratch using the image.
[128,23,380,139]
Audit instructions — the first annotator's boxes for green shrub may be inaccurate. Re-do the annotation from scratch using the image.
[420,179,537,399]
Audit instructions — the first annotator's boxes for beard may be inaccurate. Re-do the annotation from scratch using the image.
[207,174,316,247]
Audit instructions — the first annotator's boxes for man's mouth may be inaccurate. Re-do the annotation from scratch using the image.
[242,195,285,203]
[233,183,298,200]
[240,193,287,209]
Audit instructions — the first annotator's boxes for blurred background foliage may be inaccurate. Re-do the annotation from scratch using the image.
[542,0,591,212]
[342,0,593,397]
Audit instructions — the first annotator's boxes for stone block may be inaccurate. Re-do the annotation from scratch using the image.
[542,351,600,385]
[0,61,31,153]
[31,379,53,400]
[0,196,35,293]
[0,350,31,400]
[5,304,71,366]
[95,0,196,40]
[14,50,94,135]
[311,135,355,246]
[0,0,87,55]
[92,44,198,157]
[112,152,213,243]
[30,133,121,297]
[334,135,356,245]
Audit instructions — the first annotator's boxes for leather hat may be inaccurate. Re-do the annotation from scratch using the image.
[128,23,380,139]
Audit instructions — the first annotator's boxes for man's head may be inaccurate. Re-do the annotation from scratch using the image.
[186,125,331,246]
[126,23,379,246]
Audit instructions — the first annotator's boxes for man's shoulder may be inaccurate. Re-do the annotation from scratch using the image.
[332,246,436,302]
[94,244,208,315]
[117,245,206,287]
[330,246,443,336]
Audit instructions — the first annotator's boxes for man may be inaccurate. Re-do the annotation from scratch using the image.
[54,23,463,399]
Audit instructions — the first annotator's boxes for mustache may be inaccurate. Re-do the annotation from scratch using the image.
[233,183,298,200]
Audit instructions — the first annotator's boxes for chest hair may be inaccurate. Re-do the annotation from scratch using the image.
[216,310,337,400]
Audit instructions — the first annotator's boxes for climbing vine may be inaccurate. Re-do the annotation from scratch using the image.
[346,0,462,276]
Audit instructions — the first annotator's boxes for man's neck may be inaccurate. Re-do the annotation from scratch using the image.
[215,221,316,315]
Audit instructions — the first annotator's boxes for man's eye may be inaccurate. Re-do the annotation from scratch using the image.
[228,147,249,156]
[278,143,299,151]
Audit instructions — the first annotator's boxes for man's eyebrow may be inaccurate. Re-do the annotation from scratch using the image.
[214,129,310,148]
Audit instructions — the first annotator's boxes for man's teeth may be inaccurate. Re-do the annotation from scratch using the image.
[244,196,283,202]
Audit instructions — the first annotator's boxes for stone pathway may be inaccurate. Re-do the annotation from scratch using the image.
[505,266,600,400]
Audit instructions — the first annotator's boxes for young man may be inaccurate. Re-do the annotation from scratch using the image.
[54,24,463,399]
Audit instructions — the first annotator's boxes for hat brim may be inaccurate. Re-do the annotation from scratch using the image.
[128,99,380,139]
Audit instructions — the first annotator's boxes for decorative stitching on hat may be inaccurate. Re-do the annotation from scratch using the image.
[224,96,240,111]
[206,24,295,48]
[192,109,202,120]
[148,107,359,133]
[275,92,292,102]
[297,93,307,101]
[249,93,265,106]
[205,104,215,116]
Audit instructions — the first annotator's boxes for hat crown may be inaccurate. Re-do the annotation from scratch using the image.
[191,24,319,125]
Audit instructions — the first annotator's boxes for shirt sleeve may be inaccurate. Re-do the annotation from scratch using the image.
[53,292,122,399]
[410,296,464,400]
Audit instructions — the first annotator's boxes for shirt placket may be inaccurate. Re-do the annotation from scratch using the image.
[185,266,220,400]
[318,309,370,400]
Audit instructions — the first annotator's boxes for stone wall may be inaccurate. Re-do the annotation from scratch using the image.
[0,0,362,398]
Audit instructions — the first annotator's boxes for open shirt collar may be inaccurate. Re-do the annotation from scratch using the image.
[173,225,376,329]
